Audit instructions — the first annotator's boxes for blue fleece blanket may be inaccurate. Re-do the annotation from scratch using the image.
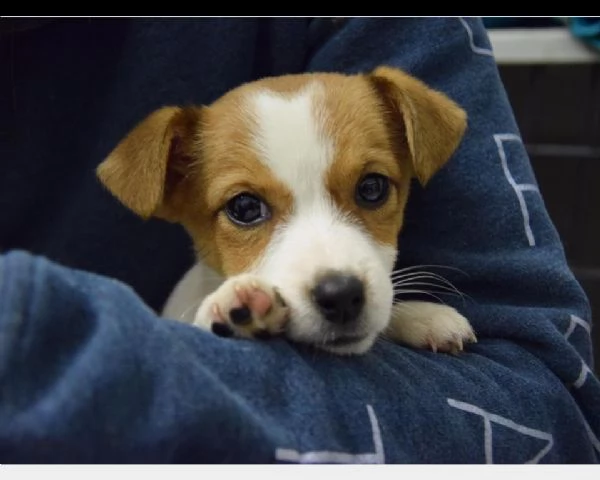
[0,17,598,463]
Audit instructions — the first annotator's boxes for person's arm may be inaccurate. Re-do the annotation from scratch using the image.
[309,16,596,389]
[0,18,598,463]
[307,16,600,459]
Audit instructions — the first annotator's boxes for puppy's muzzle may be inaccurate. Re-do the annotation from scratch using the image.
[311,272,365,325]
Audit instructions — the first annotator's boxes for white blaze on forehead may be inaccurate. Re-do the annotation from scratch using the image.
[245,83,396,352]
[248,83,334,203]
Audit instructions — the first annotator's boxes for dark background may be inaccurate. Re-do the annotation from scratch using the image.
[498,63,600,370]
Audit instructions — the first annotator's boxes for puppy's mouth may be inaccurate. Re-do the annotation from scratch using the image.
[322,333,368,347]
[316,330,377,355]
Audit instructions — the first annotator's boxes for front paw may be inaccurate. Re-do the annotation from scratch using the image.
[388,301,477,354]
[194,274,290,340]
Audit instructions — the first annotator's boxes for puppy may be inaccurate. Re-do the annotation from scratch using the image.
[97,66,476,355]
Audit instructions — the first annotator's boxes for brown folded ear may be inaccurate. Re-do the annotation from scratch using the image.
[96,106,201,219]
[368,66,467,186]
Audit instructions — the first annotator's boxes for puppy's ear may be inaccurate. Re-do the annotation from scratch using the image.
[368,66,467,185]
[97,106,201,219]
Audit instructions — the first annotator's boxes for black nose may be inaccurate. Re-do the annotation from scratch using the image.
[311,273,365,325]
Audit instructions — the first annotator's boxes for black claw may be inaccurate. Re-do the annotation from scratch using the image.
[230,306,252,325]
[211,323,234,337]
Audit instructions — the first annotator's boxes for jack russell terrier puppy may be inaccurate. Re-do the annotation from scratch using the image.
[97,66,476,355]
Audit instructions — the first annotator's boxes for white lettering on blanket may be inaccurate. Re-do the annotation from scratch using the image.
[447,397,554,463]
[275,404,384,464]
[573,360,593,389]
[459,17,494,57]
[564,314,591,341]
[494,133,541,247]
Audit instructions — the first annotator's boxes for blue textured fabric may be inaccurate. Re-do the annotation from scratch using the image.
[0,18,599,463]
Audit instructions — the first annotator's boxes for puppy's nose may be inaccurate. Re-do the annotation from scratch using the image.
[311,273,365,325]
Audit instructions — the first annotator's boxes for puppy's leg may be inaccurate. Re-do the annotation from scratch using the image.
[194,274,290,340]
[385,301,476,354]
[162,263,224,323]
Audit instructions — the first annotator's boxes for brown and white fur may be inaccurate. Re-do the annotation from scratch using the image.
[97,66,476,355]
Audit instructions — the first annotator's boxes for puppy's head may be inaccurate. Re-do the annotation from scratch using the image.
[97,66,466,354]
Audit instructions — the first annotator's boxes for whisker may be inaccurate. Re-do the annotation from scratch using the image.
[391,264,469,277]
[393,278,467,297]
[394,289,472,303]
[392,264,469,274]
[390,270,460,280]
[392,288,448,304]
[390,270,463,284]
[390,272,459,287]
[391,270,456,281]
[390,269,471,303]
[393,290,466,303]
[391,271,433,281]
[392,281,465,298]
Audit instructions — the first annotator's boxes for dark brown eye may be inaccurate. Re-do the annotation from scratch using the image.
[355,174,390,209]
[225,193,271,226]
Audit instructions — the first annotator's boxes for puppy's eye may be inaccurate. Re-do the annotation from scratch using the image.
[355,174,390,209]
[225,193,271,226]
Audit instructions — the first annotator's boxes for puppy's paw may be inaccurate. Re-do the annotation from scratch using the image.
[387,301,476,354]
[194,274,289,340]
